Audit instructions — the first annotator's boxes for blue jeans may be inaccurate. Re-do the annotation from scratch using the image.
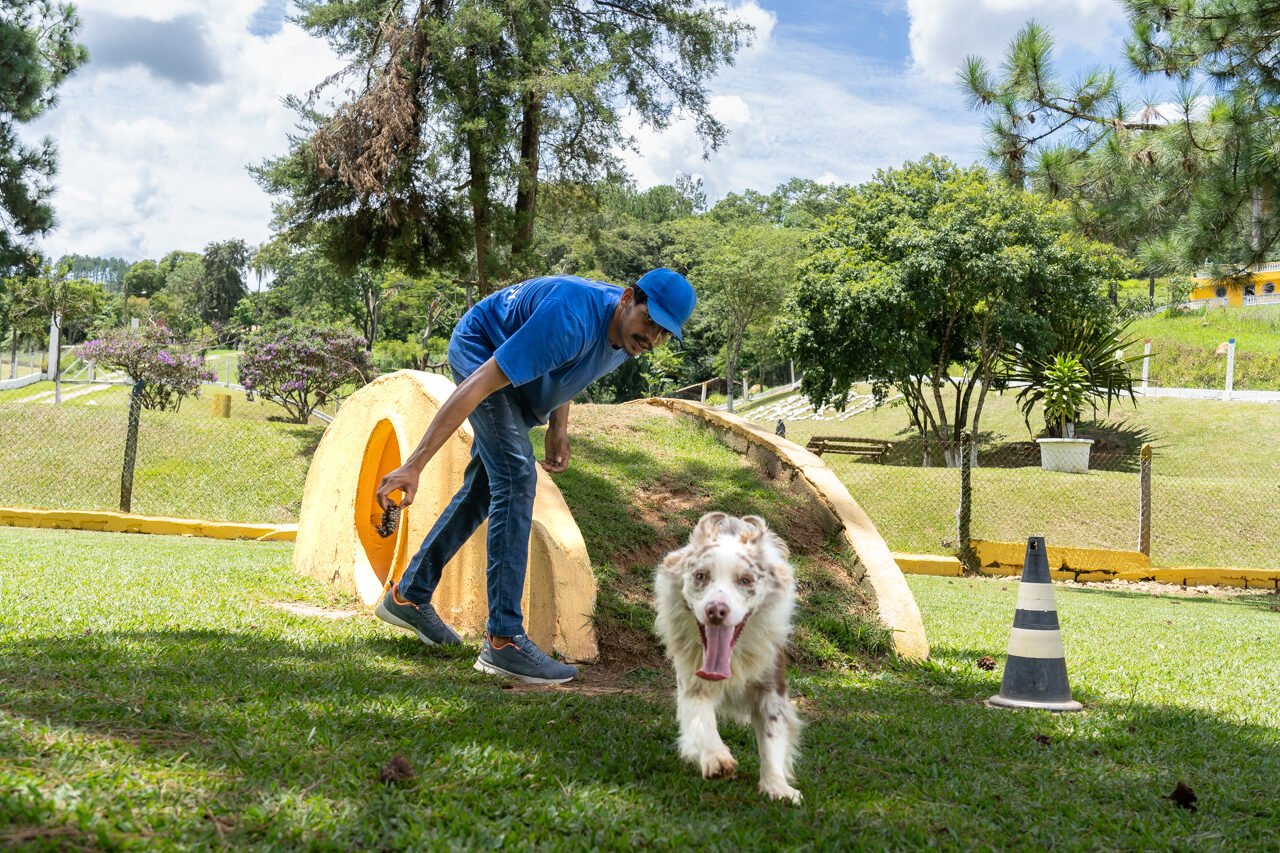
[398,366,539,638]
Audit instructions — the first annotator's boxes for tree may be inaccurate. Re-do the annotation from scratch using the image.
[201,239,249,327]
[262,0,750,296]
[961,8,1280,275]
[781,157,1130,466]
[0,2,87,277]
[239,321,372,423]
[81,326,214,412]
[673,219,803,412]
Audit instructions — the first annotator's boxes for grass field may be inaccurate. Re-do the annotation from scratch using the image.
[1128,306,1280,391]
[1,527,1275,849]
[746,391,1280,568]
[0,384,322,523]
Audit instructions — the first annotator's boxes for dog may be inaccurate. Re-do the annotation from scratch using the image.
[654,511,802,803]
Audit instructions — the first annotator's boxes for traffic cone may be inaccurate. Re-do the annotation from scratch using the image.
[986,536,1082,712]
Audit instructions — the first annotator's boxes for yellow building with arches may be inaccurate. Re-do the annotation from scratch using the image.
[1190,262,1280,307]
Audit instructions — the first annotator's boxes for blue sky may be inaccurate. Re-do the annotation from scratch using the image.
[31,0,1135,263]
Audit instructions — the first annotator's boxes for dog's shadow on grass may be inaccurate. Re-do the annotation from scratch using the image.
[4,625,1280,847]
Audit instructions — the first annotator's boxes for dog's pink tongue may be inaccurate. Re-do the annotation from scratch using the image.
[697,624,735,680]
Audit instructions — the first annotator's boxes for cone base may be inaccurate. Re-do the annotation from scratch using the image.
[986,694,1082,713]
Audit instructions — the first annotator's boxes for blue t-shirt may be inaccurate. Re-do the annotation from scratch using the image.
[448,275,630,424]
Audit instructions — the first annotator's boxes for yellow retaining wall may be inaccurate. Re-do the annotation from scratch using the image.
[643,398,930,661]
[292,370,598,661]
[0,507,297,541]
[892,541,1280,590]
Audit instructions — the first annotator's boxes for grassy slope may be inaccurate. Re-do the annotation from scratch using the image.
[0,528,1275,849]
[544,404,891,667]
[0,385,323,523]
[1128,306,1280,390]
[749,392,1280,568]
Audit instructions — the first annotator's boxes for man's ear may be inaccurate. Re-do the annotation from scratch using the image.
[619,286,636,307]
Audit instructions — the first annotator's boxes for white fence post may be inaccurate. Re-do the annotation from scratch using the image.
[1141,339,1151,390]
[1224,338,1236,400]
[225,353,232,387]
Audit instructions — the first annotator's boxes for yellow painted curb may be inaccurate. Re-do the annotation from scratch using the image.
[0,507,297,541]
[292,370,598,661]
[641,398,930,661]
[892,553,963,577]
[974,540,1151,577]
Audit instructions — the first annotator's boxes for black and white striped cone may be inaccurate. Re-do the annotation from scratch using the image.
[986,537,1082,712]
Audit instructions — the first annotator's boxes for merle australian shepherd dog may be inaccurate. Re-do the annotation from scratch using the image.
[654,512,802,803]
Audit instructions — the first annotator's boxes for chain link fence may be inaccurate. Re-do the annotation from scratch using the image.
[4,360,1277,572]
[0,380,323,524]
[795,436,1278,571]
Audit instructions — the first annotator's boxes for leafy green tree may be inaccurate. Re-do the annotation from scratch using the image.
[674,220,802,412]
[781,157,1131,466]
[0,1,86,277]
[962,8,1280,275]
[124,261,166,299]
[201,239,249,326]
[263,0,749,296]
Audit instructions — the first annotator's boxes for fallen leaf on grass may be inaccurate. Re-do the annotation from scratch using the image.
[379,755,415,784]
[1162,781,1197,811]
[977,656,997,671]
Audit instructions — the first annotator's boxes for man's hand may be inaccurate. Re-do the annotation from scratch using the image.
[541,428,570,474]
[377,464,422,509]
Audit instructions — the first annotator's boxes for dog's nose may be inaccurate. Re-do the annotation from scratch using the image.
[704,600,729,625]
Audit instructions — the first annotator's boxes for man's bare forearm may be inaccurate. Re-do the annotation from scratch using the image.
[405,358,512,472]
[547,401,571,435]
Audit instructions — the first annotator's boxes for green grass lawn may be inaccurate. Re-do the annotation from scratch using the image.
[748,392,1280,568]
[1,528,1276,849]
[1128,306,1280,390]
[0,385,323,523]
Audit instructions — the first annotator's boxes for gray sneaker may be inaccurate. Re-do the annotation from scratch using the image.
[375,586,461,646]
[474,634,577,684]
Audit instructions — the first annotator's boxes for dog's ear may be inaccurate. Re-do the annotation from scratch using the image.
[739,515,767,545]
[691,511,728,547]
[659,548,686,576]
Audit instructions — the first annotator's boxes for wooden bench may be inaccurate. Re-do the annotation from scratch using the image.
[805,435,894,463]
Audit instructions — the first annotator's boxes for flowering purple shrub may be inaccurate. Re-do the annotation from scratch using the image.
[81,326,215,412]
[239,321,371,423]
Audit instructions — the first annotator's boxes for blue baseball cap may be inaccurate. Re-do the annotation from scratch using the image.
[634,268,696,342]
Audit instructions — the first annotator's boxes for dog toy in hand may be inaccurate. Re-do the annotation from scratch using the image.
[375,502,402,538]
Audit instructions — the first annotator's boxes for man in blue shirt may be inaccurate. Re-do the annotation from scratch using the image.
[374,268,696,684]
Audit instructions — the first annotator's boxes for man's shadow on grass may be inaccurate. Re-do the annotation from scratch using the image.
[2,621,1278,845]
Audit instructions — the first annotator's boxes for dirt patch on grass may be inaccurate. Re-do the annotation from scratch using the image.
[566,404,889,674]
[265,602,363,620]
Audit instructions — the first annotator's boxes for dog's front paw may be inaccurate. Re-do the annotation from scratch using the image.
[760,780,802,804]
[700,749,738,779]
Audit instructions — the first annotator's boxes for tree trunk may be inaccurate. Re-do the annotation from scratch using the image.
[464,46,493,298]
[1148,274,1156,307]
[725,340,738,413]
[512,90,542,259]
[8,327,17,380]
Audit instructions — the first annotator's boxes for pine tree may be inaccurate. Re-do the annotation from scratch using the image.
[961,3,1280,274]
[0,1,87,276]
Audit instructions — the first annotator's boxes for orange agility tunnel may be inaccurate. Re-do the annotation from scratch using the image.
[291,370,599,661]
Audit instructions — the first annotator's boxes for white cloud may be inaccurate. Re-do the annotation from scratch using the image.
[906,0,1128,83]
[620,15,984,200]
[30,0,343,261]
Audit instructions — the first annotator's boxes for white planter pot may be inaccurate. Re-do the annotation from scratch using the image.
[1037,438,1094,474]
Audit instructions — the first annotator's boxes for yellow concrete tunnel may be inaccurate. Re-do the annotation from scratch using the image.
[292,370,599,661]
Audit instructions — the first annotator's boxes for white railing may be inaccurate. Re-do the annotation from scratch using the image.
[1243,293,1280,306]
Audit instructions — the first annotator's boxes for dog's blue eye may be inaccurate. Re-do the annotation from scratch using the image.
[738,575,754,586]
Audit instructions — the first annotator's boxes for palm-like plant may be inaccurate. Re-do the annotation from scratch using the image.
[1004,315,1142,437]
[1040,354,1088,438]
